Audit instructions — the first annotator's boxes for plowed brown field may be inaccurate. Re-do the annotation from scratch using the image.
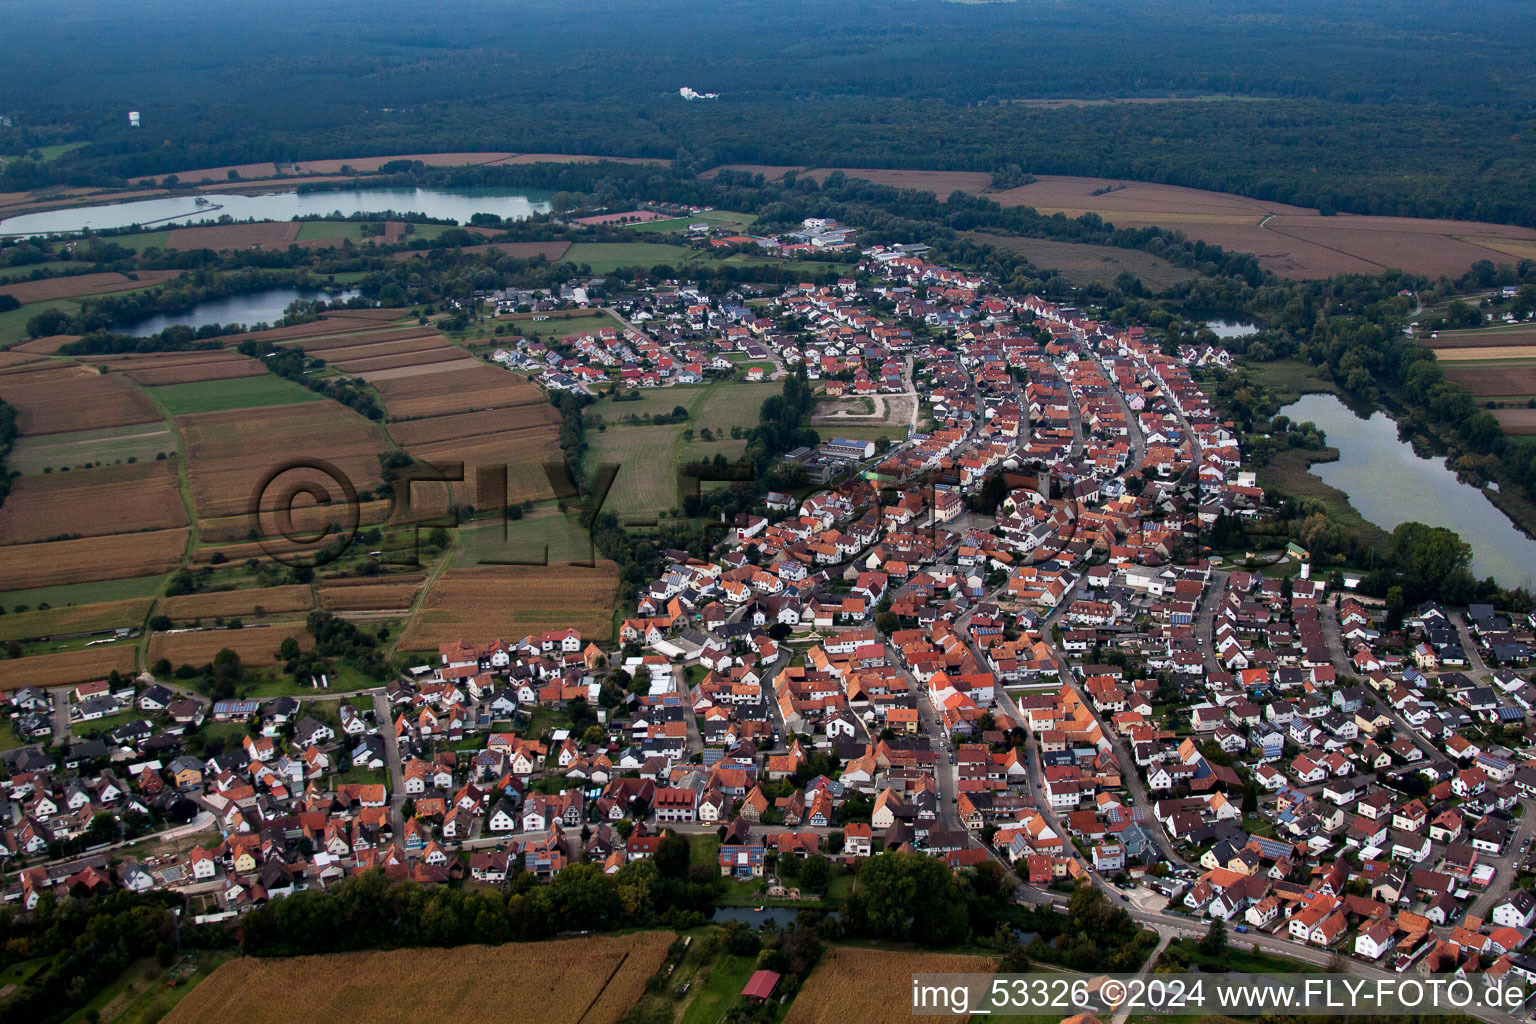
[179,402,391,518]
[163,932,674,1024]
[398,563,618,649]
[0,529,189,591]
[159,585,314,620]
[785,947,997,1024]
[166,222,301,249]
[148,624,310,667]
[0,460,187,543]
[96,350,268,386]
[1493,409,1536,435]
[0,364,161,434]
[0,644,137,691]
[375,364,545,419]
[0,270,181,303]
[1443,365,1536,398]
[320,583,422,611]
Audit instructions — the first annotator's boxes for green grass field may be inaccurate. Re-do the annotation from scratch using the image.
[295,220,366,241]
[0,298,80,347]
[10,423,176,475]
[563,242,706,273]
[149,373,322,415]
[454,508,596,566]
[506,310,622,342]
[0,260,77,282]
[101,230,172,252]
[0,573,173,612]
[584,380,779,519]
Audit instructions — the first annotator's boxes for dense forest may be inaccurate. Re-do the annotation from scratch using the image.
[6,0,1536,225]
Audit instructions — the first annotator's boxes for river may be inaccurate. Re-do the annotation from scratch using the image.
[0,187,554,236]
[1280,393,1536,585]
[119,286,362,336]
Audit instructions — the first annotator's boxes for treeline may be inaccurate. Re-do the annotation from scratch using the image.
[0,399,16,511]
[240,856,715,956]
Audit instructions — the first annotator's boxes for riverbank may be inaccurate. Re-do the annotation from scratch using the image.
[1258,444,1391,554]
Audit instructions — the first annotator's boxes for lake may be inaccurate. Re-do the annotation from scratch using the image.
[119,286,361,336]
[711,906,803,929]
[0,187,554,236]
[1204,319,1259,339]
[1280,393,1536,585]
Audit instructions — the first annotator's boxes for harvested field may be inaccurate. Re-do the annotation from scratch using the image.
[700,164,805,181]
[331,346,468,375]
[392,240,572,262]
[164,932,674,1024]
[1425,327,1536,350]
[0,599,153,643]
[0,364,161,434]
[320,582,421,611]
[785,948,996,1024]
[1443,365,1536,398]
[0,644,137,691]
[165,161,284,184]
[0,460,187,542]
[310,335,451,363]
[159,585,313,620]
[812,168,1536,279]
[10,334,78,354]
[179,402,392,518]
[356,357,484,382]
[962,231,1196,291]
[203,312,408,347]
[374,364,546,419]
[281,327,442,354]
[148,624,310,668]
[1494,409,1536,435]
[165,222,300,249]
[94,350,268,386]
[389,404,562,447]
[1432,346,1536,362]
[9,423,175,475]
[0,270,181,304]
[0,529,189,591]
[0,351,43,369]
[398,563,619,650]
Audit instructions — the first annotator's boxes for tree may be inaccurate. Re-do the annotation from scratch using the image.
[4,639,20,659]
[1199,919,1228,959]
[842,852,968,945]
[655,832,691,879]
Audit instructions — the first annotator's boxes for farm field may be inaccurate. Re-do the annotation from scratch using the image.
[158,585,314,620]
[0,529,190,592]
[502,310,623,342]
[398,563,619,651]
[0,269,182,303]
[148,623,310,668]
[96,350,268,386]
[0,460,187,542]
[0,642,137,691]
[319,581,422,612]
[784,947,997,1024]
[0,299,81,347]
[393,240,572,261]
[962,231,1197,290]
[162,932,674,1024]
[164,221,301,249]
[585,380,777,519]
[1423,326,1536,350]
[8,422,175,474]
[0,363,161,434]
[1442,362,1536,399]
[0,598,153,643]
[149,373,322,416]
[797,168,1536,279]
[178,401,392,518]
[563,242,706,273]
[1493,408,1536,435]
[454,508,596,567]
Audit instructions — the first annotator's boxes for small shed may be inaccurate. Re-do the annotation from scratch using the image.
[741,970,782,1002]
